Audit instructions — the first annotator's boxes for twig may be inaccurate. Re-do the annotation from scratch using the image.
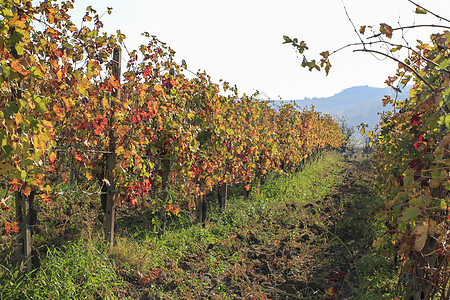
[407,0,450,24]
[353,48,437,92]
[341,0,366,48]
[368,24,450,39]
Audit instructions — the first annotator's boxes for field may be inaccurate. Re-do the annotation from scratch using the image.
[0,152,398,299]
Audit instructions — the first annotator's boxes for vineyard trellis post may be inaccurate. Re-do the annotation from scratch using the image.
[103,47,121,248]
[15,191,33,273]
[197,194,207,225]
[218,183,227,211]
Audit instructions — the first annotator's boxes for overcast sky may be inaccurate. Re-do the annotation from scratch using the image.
[66,0,450,99]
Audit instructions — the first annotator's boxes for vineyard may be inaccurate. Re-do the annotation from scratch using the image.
[2,0,450,299]
[0,0,343,284]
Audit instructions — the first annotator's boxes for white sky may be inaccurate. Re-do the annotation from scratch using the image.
[66,0,450,99]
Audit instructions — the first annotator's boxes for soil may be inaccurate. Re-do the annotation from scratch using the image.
[124,159,379,299]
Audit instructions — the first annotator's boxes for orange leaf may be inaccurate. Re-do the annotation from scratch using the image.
[2,221,19,234]
[108,75,120,89]
[154,85,164,93]
[10,59,30,76]
[172,206,181,215]
[40,193,52,202]
[56,69,63,82]
[22,186,32,197]
[74,152,82,161]
[14,112,22,126]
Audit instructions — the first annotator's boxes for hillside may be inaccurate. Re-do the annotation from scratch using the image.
[269,85,411,130]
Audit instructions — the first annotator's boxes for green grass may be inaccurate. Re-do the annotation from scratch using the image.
[0,151,400,299]
[1,241,123,300]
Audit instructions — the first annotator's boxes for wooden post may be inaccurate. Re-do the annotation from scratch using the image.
[104,47,121,247]
[197,195,207,226]
[15,192,32,273]
[218,183,227,211]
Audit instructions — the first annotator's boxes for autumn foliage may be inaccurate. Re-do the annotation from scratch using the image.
[373,30,450,297]
[0,0,343,235]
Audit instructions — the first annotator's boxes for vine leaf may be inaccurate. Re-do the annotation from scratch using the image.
[412,221,428,252]
[359,26,366,35]
[401,206,422,221]
[380,23,393,38]
[415,7,427,15]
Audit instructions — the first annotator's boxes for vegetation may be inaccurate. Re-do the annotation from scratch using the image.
[285,2,450,298]
[1,152,397,299]
[0,0,342,239]
[3,0,450,299]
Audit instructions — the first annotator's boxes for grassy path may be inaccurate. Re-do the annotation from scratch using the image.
[1,152,397,299]
[115,152,396,299]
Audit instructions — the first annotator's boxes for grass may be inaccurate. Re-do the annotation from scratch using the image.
[1,241,123,300]
[0,151,399,299]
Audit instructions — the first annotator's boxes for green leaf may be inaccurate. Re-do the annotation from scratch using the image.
[439,59,450,70]
[0,61,10,78]
[415,6,427,14]
[438,114,450,129]
[282,35,292,44]
[393,192,409,204]
[15,43,24,56]
[390,45,403,52]
[403,168,414,186]
[33,95,47,113]
[2,145,13,157]
[409,196,425,209]
[401,206,422,222]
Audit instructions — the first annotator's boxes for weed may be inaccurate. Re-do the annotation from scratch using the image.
[2,240,125,300]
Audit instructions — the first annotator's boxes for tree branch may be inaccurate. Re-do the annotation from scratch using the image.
[408,0,450,23]
[341,0,366,48]
[330,41,445,73]
[368,24,450,39]
[353,48,436,92]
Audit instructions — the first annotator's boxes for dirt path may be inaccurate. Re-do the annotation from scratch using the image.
[134,159,382,299]
[202,160,377,299]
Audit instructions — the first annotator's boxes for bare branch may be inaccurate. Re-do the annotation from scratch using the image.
[353,48,436,92]
[368,24,450,39]
[341,0,366,48]
[408,0,450,23]
[330,40,446,73]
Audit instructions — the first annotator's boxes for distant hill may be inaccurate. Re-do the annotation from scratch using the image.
[269,85,411,130]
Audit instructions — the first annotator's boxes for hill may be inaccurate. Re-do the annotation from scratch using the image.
[269,85,411,130]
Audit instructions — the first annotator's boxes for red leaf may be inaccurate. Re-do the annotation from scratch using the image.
[49,152,57,163]
[74,152,82,161]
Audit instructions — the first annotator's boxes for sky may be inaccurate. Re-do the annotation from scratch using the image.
[65,0,450,100]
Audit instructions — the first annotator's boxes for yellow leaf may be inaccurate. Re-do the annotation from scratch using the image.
[115,146,124,155]
[14,112,22,126]
[154,85,164,93]
[49,152,57,163]
[102,98,109,109]
[412,221,428,252]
